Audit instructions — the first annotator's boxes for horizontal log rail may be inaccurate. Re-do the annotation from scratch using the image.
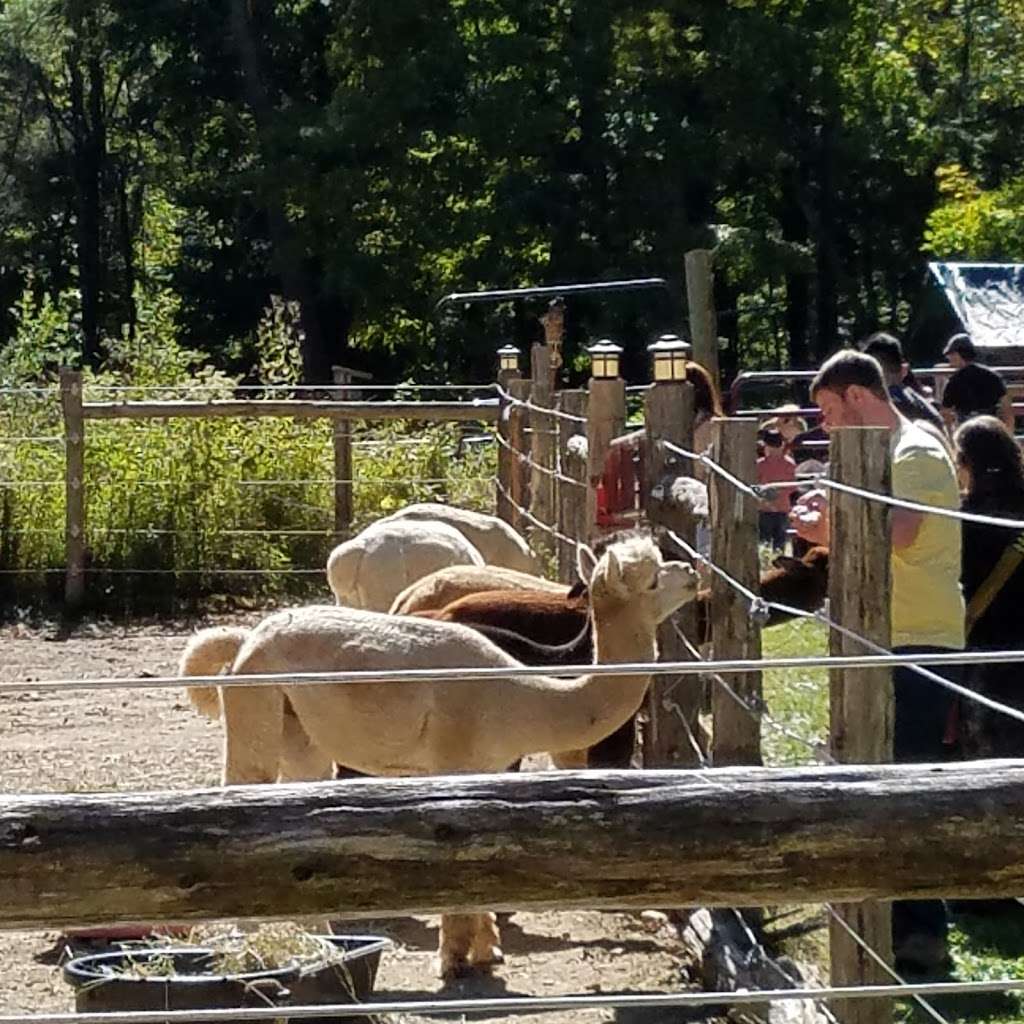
[80,399,499,423]
[2,762,1024,931]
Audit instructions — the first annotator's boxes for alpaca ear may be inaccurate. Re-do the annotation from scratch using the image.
[604,547,624,593]
[576,543,598,585]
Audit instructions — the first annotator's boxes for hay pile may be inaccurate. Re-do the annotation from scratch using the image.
[107,923,345,978]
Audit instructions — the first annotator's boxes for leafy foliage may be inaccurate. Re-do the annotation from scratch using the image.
[0,291,495,614]
[3,0,1022,382]
[925,166,1024,260]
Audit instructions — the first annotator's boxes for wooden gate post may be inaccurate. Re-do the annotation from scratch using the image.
[643,381,703,766]
[331,366,353,539]
[497,360,522,526]
[529,343,556,555]
[507,378,532,535]
[585,377,626,542]
[59,368,85,613]
[556,390,588,585]
[685,249,719,384]
[708,418,763,767]
[827,426,894,1024]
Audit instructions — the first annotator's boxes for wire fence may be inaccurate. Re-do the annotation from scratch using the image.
[495,383,587,425]
[3,978,1024,1024]
[5,377,1024,1020]
[0,386,498,610]
[652,424,1024,1021]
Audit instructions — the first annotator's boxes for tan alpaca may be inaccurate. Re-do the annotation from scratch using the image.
[389,564,567,616]
[183,627,334,784]
[383,502,541,575]
[178,535,697,980]
[326,518,484,611]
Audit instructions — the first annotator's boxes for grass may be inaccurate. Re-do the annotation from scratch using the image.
[0,386,496,616]
[760,613,1024,1023]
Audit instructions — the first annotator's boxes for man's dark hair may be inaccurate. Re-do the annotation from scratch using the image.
[810,349,888,401]
[944,332,976,361]
[760,429,785,449]
[861,332,903,376]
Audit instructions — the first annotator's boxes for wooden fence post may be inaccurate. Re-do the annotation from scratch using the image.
[59,368,85,613]
[529,343,556,557]
[643,381,703,766]
[685,249,719,385]
[827,426,894,1024]
[507,378,532,535]
[331,366,353,539]
[708,418,763,767]
[556,390,588,585]
[496,364,522,526]
[585,376,626,542]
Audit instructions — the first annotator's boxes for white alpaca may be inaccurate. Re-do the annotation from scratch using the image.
[179,535,697,980]
[383,503,541,576]
[389,563,567,616]
[326,518,484,610]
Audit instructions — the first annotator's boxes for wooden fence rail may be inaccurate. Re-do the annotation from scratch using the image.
[57,370,499,610]
[80,399,498,422]
[1,763,1023,931]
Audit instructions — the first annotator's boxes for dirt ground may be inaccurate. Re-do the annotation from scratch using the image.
[0,616,700,1024]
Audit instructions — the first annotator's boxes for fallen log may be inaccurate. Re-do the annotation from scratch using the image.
[1,762,1024,931]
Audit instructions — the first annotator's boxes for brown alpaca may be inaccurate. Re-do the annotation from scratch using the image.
[417,583,589,644]
[693,545,830,643]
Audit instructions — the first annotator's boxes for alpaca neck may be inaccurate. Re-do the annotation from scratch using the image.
[526,602,659,755]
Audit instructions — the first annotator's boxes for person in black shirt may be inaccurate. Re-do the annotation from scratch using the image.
[940,333,1014,431]
[954,415,1024,759]
[862,332,946,434]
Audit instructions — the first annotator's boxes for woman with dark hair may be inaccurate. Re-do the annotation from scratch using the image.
[954,415,1024,758]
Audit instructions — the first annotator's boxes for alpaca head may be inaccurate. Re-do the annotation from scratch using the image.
[576,533,698,626]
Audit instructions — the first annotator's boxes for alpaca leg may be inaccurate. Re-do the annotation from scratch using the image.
[438,913,476,978]
[550,748,589,769]
[278,702,334,782]
[467,912,504,968]
[221,684,283,785]
[438,913,504,977]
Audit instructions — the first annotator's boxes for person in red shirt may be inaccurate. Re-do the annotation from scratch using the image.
[757,430,797,550]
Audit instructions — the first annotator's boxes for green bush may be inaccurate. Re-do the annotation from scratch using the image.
[0,290,496,615]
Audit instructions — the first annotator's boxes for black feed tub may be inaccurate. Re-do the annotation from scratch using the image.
[63,935,390,1024]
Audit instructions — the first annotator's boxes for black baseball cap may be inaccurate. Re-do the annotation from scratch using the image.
[943,333,976,359]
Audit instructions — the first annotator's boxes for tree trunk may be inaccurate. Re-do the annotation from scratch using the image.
[117,168,138,344]
[778,170,811,370]
[813,117,840,361]
[227,0,333,384]
[66,0,105,365]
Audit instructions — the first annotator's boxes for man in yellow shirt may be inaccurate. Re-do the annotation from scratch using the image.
[791,349,964,979]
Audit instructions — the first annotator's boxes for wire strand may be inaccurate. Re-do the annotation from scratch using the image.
[825,904,952,1024]
[661,440,761,499]
[495,384,587,425]
[493,430,586,488]
[495,479,581,548]
[8,649,1024,695]
[0,978,1019,1024]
